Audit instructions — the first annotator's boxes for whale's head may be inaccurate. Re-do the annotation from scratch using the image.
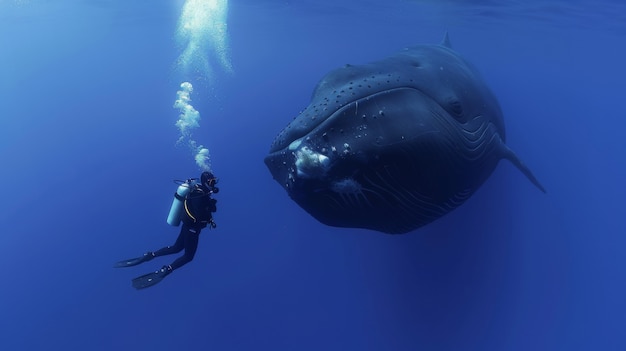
[264,39,510,234]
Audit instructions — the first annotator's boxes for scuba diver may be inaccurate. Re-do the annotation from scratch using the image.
[114,171,219,290]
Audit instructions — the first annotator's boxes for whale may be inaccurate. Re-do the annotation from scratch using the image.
[264,34,546,234]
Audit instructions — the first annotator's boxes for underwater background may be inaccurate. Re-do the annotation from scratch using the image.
[1,0,625,350]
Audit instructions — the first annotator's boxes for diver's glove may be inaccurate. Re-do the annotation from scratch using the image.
[211,186,219,194]
[209,219,217,229]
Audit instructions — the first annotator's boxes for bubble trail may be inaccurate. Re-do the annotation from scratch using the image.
[173,82,211,171]
[173,0,231,171]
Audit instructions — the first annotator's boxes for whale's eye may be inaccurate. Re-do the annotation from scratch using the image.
[451,100,462,115]
[448,99,463,119]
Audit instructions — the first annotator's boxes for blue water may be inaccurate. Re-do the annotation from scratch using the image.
[1,1,625,350]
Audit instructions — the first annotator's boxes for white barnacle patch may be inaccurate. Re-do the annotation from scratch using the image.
[331,178,362,194]
[330,177,372,208]
[288,139,303,151]
[342,142,351,156]
[294,146,330,179]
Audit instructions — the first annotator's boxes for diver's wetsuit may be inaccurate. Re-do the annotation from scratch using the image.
[154,183,217,271]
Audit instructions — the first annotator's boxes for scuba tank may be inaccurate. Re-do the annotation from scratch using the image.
[167,179,196,226]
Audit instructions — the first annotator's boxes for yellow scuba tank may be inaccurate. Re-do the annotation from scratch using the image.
[167,179,196,226]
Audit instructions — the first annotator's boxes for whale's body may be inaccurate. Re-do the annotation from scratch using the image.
[264,34,545,234]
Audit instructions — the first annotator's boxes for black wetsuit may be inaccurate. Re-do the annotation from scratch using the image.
[154,184,217,270]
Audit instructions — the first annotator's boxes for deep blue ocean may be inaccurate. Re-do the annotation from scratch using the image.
[1,0,625,350]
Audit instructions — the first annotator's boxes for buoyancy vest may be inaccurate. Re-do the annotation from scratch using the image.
[183,186,217,225]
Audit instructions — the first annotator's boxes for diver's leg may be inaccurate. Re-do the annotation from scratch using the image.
[153,225,187,257]
[130,225,201,289]
[169,226,200,270]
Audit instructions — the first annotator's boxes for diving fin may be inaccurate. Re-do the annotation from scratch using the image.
[132,266,172,290]
[113,252,155,268]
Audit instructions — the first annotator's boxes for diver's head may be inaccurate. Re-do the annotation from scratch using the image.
[201,171,218,188]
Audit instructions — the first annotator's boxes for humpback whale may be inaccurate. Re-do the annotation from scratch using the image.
[264,34,545,234]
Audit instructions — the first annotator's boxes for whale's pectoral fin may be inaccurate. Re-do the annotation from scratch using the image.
[501,144,547,193]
